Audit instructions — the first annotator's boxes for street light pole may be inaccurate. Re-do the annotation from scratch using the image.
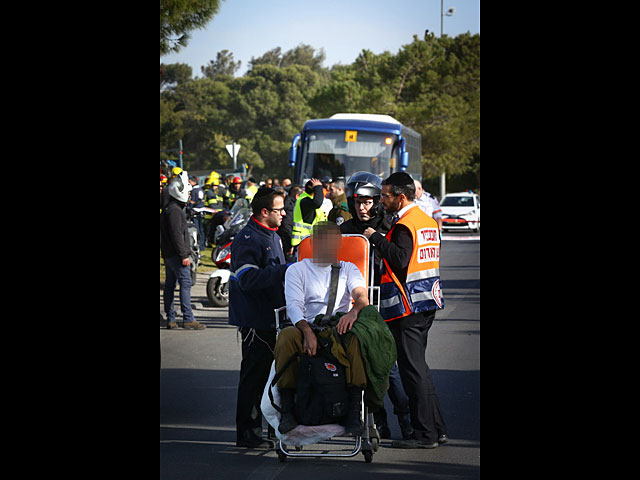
[439,1,455,199]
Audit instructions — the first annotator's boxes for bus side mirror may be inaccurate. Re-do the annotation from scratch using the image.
[399,138,409,171]
[400,152,409,171]
[289,134,300,167]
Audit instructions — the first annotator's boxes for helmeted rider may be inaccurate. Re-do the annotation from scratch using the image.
[224,176,246,209]
[339,172,393,249]
[160,170,205,330]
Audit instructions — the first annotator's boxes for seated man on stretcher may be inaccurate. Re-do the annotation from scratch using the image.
[274,222,369,436]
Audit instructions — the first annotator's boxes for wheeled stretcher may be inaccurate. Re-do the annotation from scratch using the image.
[262,234,382,463]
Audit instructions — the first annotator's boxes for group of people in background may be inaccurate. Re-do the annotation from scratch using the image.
[160,168,443,258]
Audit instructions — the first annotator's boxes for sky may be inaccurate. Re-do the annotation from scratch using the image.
[160,0,480,77]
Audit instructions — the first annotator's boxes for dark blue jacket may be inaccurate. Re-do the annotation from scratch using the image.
[189,184,205,208]
[228,217,288,331]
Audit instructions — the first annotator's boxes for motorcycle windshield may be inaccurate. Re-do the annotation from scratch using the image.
[223,207,251,230]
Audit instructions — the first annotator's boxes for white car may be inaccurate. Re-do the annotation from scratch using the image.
[440,192,480,232]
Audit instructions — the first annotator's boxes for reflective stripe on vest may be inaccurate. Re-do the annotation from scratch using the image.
[291,191,327,246]
[379,205,444,321]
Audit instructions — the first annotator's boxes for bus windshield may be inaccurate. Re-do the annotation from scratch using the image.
[300,130,398,182]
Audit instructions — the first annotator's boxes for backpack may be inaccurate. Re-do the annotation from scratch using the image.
[294,335,348,426]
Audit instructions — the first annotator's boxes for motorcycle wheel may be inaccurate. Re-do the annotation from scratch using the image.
[206,276,229,307]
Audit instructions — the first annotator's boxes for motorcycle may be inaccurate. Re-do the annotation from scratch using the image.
[190,205,225,248]
[185,207,203,285]
[207,208,230,247]
[206,199,251,307]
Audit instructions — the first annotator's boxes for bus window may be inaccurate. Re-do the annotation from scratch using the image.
[300,131,396,182]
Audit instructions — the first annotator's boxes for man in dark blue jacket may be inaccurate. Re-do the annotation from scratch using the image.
[229,187,289,448]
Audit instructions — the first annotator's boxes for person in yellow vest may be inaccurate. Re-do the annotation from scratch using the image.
[363,171,448,450]
[245,177,259,201]
[291,178,327,249]
[204,171,224,208]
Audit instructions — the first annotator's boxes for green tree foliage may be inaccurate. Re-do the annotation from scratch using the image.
[249,44,326,72]
[200,50,241,79]
[160,0,223,55]
[160,63,193,91]
[160,34,479,183]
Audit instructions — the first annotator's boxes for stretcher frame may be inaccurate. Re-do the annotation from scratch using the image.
[272,234,380,463]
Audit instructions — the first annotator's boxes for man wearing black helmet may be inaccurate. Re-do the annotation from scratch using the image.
[340,172,395,283]
[339,171,413,441]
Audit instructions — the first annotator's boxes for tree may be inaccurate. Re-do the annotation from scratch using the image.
[160,62,193,91]
[201,50,241,79]
[226,64,323,178]
[160,0,223,55]
[248,47,283,69]
[249,44,326,72]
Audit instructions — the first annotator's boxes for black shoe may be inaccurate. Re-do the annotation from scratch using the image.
[438,434,449,444]
[236,431,273,449]
[377,423,391,439]
[391,438,439,449]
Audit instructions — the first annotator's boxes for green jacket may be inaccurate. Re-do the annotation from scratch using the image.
[328,192,352,224]
[334,305,397,409]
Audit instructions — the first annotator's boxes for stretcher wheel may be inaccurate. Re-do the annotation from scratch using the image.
[369,425,380,452]
[372,436,379,452]
[363,450,373,463]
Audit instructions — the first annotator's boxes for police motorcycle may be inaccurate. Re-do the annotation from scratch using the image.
[206,209,230,247]
[206,198,251,307]
[184,206,203,285]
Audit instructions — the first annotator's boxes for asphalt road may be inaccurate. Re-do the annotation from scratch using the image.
[160,235,479,479]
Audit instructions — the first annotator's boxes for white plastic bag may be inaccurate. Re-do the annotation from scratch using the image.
[261,361,346,446]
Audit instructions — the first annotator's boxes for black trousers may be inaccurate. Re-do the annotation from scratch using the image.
[387,310,447,443]
[236,327,276,440]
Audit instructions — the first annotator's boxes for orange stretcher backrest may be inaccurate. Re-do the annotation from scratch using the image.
[297,234,370,286]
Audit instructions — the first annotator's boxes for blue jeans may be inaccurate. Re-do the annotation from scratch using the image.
[388,362,410,416]
[374,362,411,427]
[193,217,206,250]
[163,255,195,323]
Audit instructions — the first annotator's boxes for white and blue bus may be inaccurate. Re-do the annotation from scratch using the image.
[288,113,422,184]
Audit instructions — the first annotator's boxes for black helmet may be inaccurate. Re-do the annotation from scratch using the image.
[345,171,383,222]
[345,171,382,199]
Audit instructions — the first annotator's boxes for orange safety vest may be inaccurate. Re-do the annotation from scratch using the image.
[379,205,444,322]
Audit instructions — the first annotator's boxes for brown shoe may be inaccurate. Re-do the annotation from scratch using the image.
[183,321,206,330]
[167,321,179,329]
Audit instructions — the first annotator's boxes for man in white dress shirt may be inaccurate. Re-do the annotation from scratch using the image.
[273,222,369,435]
[413,179,443,234]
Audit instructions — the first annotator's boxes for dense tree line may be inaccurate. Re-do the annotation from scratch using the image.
[160,31,479,184]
